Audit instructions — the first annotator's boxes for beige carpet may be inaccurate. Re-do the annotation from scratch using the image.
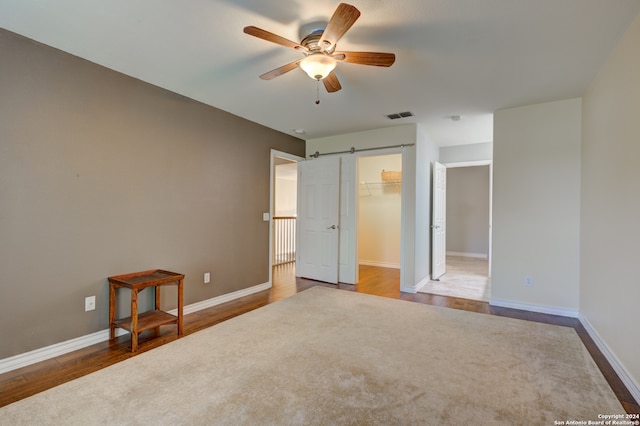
[0,287,623,425]
[419,255,491,301]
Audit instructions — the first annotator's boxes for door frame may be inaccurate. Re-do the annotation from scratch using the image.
[431,161,447,280]
[269,149,304,286]
[443,160,493,277]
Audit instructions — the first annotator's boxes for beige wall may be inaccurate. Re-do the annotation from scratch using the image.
[0,30,304,358]
[493,98,582,313]
[581,11,640,395]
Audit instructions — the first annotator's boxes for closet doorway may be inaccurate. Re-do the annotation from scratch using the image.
[357,154,402,283]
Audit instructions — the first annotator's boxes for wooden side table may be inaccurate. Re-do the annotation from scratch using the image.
[108,269,184,352]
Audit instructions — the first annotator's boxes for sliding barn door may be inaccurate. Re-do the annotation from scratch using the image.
[296,157,340,283]
[339,155,357,284]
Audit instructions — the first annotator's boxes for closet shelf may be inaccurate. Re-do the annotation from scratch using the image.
[359,180,402,197]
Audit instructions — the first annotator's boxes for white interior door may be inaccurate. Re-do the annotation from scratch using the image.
[432,161,447,280]
[339,155,357,284]
[296,156,340,283]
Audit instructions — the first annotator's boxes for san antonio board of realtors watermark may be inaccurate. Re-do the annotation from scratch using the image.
[554,414,640,425]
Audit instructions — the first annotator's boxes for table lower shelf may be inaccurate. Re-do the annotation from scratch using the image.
[113,310,178,334]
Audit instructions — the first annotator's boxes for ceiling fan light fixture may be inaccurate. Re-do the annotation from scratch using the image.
[300,53,337,80]
[245,3,394,93]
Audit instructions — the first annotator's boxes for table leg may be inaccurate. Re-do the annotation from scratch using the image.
[154,285,161,336]
[109,284,115,340]
[131,289,138,352]
[177,278,184,336]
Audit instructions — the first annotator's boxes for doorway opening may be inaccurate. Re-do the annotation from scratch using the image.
[273,158,298,266]
[421,162,492,301]
[269,150,304,286]
[357,153,402,289]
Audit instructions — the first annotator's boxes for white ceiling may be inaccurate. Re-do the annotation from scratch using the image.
[2,0,639,147]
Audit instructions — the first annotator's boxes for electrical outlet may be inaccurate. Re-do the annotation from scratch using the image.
[524,276,533,287]
[85,296,96,312]
[204,272,211,284]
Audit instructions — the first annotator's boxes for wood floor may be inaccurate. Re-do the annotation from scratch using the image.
[1,263,638,415]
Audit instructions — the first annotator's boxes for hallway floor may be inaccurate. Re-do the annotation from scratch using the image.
[418,255,490,302]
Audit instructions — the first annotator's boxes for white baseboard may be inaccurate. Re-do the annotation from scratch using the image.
[0,329,120,375]
[0,281,272,375]
[446,251,488,259]
[407,276,430,294]
[166,281,272,316]
[359,260,401,269]
[489,298,579,318]
[579,314,640,405]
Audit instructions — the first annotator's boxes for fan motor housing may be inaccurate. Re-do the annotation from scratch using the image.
[301,31,335,54]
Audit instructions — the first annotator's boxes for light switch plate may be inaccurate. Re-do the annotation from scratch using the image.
[263,212,270,221]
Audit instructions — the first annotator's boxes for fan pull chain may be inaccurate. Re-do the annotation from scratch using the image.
[315,79,321,105]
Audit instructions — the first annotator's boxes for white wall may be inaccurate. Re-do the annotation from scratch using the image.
[440,142,493,164]
[358,154,402,268]
[307,124,417,155]
[581,11,640,399]
[492,98,582,315]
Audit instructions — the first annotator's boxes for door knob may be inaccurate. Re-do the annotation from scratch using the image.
[327,225,337,230]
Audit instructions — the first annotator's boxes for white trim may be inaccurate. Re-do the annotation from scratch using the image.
[0,281,272,375]
[579,314,640,405]
[166,281,272,316]
[489,298,579,318]
[400,284,417,294]
[443,160,491,168]
[412,275,431,293]
[400,275,430,295]
[441,160,494,278]
[446,251,488,259]
[0,329,119,375]
[358,260,401,269]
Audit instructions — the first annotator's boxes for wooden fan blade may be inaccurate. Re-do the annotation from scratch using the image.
[319,3,361,50]
[333,51,396,67]
[323,71,342,93]
[259,60,302,80]
[244,26,307,52]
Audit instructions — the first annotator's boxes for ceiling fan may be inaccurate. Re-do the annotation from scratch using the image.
[243,3,395,94]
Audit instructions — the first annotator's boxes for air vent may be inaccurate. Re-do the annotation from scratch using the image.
[386,111,414,120]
